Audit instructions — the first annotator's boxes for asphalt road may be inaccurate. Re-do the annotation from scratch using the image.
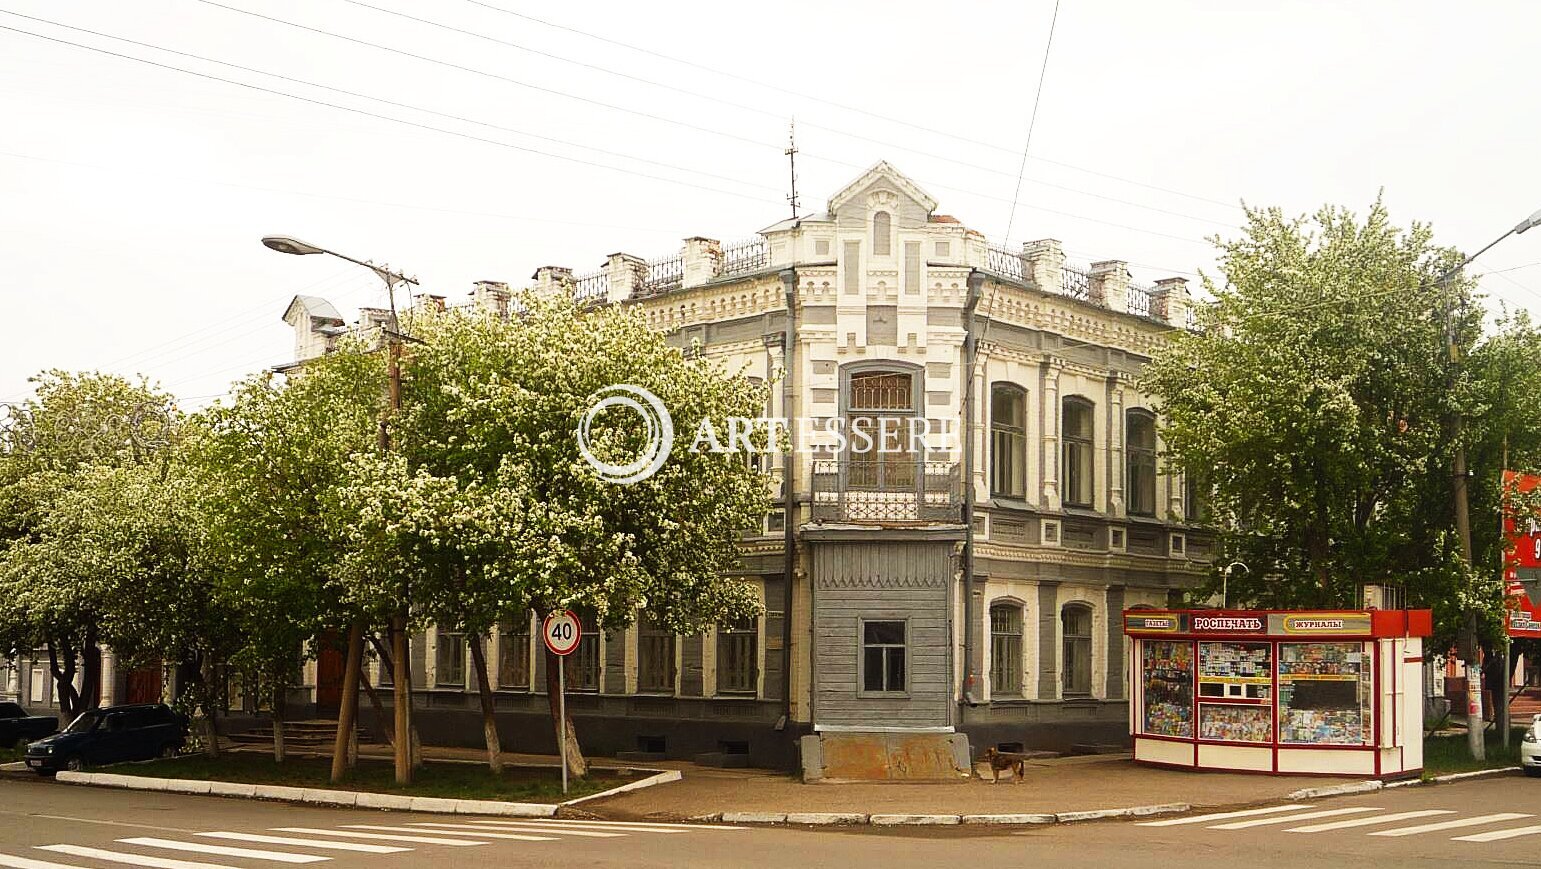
[1,773,1539,867]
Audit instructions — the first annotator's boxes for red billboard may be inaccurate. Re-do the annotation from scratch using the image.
[1502,471,1541,638]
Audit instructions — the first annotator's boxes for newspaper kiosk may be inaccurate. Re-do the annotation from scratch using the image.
[1124,608,1431,777]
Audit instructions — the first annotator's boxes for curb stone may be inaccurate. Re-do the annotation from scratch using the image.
[253,784,307,802]
[355,791,414,811]
[455,799,556,817]
[1287,781,1382,800]
[1428,767,1522,783]
[785,813,869,825]
[301,788,357,808]
[1128,803,1190,818]
[962,814,1056,825]
[721,812,788,824]
[869,814,961,826]
[1054,808,1132,823]
[209,781,256,798]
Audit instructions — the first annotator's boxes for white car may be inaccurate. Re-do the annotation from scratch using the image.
[1524,714,1541,777]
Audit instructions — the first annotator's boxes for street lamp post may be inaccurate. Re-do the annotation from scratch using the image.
[1222,561,1248,610]
[261,235,418,786]
[1442,208,1541,762]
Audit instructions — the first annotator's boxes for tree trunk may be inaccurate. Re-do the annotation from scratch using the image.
[330,623,365,784]
[79,635,102,711]
[358,662,394,750]
[543,647,588,779]
[47,642,79,720]
[201,657,221,759]
[391,616,412,784]
[468,634,504,775]
[271,681,287,764]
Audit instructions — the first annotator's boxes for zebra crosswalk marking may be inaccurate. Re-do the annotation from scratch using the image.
[37,844,238,869]
[408,823,625,839]
[1284,810,1454,833]
[116,838,327,864]
[1451,824,1541,843]
[269,828,485,846]
[1368,813,1534,837]
[0,855,95,869]
[1209,807,1382,830]
[194,833,407,854]
[465,819,736,832]
[339,825,554,843]
[1136,805,1316,827]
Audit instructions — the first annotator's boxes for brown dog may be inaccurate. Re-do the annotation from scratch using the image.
[982,747,1027,783]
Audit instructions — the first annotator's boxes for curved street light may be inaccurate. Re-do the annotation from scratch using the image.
[261,235,418,326]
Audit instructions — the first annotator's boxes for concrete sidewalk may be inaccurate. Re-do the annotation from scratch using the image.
[578,753,1345,822]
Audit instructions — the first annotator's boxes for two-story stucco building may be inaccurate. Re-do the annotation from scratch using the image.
[275,161,1214,770]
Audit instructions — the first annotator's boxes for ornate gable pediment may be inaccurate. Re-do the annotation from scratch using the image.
[827,161,938,215]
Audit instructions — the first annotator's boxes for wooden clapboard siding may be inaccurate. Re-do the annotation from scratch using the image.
[812,541,952,729]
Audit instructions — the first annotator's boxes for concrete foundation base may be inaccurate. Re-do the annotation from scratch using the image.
[800,732,971,782]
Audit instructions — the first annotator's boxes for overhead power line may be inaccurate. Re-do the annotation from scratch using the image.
[0,20,779,205]
[1003,0,1061,244]
[451,0,1242,212]
[335,0,1234,229]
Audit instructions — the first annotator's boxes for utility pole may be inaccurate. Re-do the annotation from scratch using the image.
[261,236,419,784]
[1501,433,1512,748]
[785,120,799,219]
[1435,207,1541,761]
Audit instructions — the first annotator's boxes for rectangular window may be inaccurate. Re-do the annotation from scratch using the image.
[716,617,758,695]
[991,387,1026,498]
[934,240,950,258]
[904,241,921,294]
[563,612,601,692]
[843,241,861,295]
[1141,640,1193,737]
[1062,399,1095,508]
[497,617,531,690]
[435,626,466,688]
[861,620,907,694]
[29,668,45,704]
[989,606,1023,694]
[815,238,830,257]
[1061,607,1093,696]
[638,615,676,694]
[1278,642,1372,745]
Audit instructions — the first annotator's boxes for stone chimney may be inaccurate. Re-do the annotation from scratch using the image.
[530,266,573,299]
[1090,260,1130,313]
[605,253,646,304]
[1150,277,1191,327]
[472,280,511,318]
[682,237,722,289]
[1022,239,1066,294]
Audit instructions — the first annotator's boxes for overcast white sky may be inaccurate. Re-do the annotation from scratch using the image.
[3,0,1540,407]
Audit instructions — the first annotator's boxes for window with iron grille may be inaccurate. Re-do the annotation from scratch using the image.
[990,604,1024,695]
[1126,409,1157,517]
[848,370,915,489]
[435,624,466,688]
[561,612,600,692]
[1061,604,1094,697]
[860,619,907,694]
[991,384,1026,498]
[716,617,758,695]
[497,615,531,690]
[637,614,676,694]
[1062,397,1095,508]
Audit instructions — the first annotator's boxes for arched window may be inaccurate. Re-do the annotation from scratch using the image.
[1062,397,1095,508]
[990,384,1026,498]
[872,211,892,256]
[989,603,1024,694]
[1126,409,1157,516]
[847,368,916,488]
[1061,604,1094,697]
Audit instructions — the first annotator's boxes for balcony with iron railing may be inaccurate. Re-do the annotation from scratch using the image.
[810,458,961,525]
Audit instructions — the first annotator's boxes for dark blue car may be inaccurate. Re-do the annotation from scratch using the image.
[25,703,187,774]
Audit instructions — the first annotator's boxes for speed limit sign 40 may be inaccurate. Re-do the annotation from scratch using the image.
[543,610,582,656]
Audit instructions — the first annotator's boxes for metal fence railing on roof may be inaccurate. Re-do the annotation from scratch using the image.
[1127,281,1154,318]
[1060,264,1092,301]
[720,237,769,277]
[634,255,684,298]
[985,243,1027,284]
[573,269,608,304]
